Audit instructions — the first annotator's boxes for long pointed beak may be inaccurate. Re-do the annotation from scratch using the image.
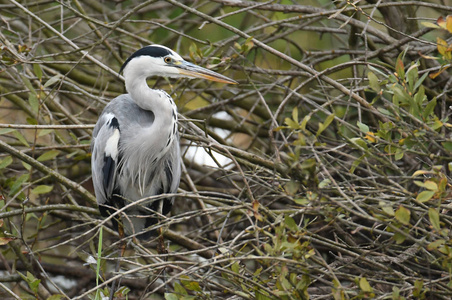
[175,61,238,84]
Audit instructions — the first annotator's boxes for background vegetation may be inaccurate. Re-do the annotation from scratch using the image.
[0,0,452,299]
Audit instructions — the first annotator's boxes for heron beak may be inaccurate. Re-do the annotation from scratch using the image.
[175,61,238,84]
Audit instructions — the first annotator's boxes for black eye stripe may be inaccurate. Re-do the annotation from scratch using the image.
[120,45,173,73]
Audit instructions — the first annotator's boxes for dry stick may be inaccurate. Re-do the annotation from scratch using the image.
[212,0,397,44]
[165,0,391,124]
[55,0,160,66]
[0,282,21,300]
[9,0,118,77]
[0,139,96,204]
[0,204,97,219]
[213,0,452,23]
[72,0,122,64]
[181,162,221,243]
[0,124,95,129]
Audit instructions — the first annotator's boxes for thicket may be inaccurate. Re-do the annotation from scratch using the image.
[0,0,452,299]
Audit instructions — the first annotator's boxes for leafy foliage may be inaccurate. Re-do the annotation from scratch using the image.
[0,1,451,299]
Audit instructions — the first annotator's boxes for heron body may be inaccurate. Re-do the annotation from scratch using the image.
[91,45,236,239]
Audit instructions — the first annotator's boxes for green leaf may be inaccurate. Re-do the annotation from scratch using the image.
[423,180,438,191]
[21,75,37,95]
[299,158,316,169]
[22,161,31,171]
[173,282,188,295]
[379,201,395,216]
[0,128,15,135]
[318,178,331,188]
[395,205,410,225]
[300,115,310,131]
[37,150,60,162]
[43,74,62,88]
[294,198,309,205]
[416,190,435,203]
[9,174,30,196]
[0,156,13,170]
[395,148,404,160]
[413,280,423,298]
[284,117,299,129]
[285,181,299,195]
[12,130,30,147]
[231,261,240,273]
[19,271,41,294]
[406,62,419,93]
[350,155,364,174]
[33,63,43,80]
[316,113,335,137]
[29,93,39,114]
[442,141,452,152]
[393,231,407,244]
[414,71,429,92]
[256,290,273,300]
[357,121,369,133]
[31,185,53,195]
[284,216,298,232]
[26,117,38,125]
[38,129,54,137]
[392,85,411,106]
[164,293,179,300]
[359,277,373,292]
[350,137,368,150]
[413,86,426,109]
[424,98,437,119]
[428,208,441,231]
[427,239,445,251]
[292,107,298,123]
[377,107,392,116]
[183,280,201,292]
[367,71,380,92]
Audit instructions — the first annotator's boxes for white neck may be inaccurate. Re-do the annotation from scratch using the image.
[121,66,178,195]
[125,73,163,107]
[123,67,178,157]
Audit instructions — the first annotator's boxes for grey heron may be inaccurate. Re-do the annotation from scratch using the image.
[91,45,236,239]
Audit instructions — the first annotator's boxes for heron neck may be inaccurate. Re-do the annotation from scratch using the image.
[125,76,175,120]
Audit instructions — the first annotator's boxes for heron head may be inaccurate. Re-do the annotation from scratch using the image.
[120,45,237,84]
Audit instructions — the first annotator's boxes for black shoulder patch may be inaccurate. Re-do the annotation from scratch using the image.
[109,117,120,130]
[102,154,116,192]
[120,46,172,73]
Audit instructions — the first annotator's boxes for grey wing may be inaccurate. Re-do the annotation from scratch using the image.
[91,112,121,207]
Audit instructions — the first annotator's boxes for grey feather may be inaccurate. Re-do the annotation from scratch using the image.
[91,93,180,238]
[91,44,235,240]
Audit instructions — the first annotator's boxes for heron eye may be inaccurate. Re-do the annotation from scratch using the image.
[164,56,172,64]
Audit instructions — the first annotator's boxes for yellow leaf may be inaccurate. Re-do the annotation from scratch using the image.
[429,208,441,231]
[430,66,450,79]
[359,277,373,292]
[419,52,439,60]
[424,180,438,191]
[437,16,446,29]
[437,37,448,56]
[365,131,376,143]
[447,15,452,33]
[395,205,411,225]
[421,21,439,29]
[416,190,435,203]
